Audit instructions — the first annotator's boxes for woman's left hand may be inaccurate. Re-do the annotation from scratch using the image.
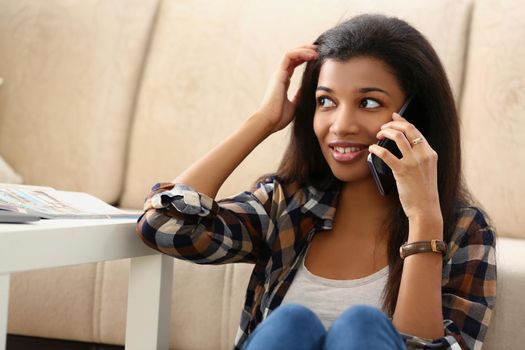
[368,112,443,228]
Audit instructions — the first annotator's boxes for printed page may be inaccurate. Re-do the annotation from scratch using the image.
[0,183,140,219]
[53,190,141,218]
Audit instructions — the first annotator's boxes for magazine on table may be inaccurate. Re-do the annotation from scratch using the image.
[0,183,141,220]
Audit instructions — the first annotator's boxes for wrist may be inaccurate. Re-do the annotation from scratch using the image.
[247,111,278,137]
[400,239,447,259]
[408,215,444,241]
[244,112,277,139]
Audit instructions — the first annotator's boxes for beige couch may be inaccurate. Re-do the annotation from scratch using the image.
[1,0,524,349]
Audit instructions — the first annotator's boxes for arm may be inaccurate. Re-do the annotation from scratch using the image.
[137,45,319,262]
[172,114,273,199]
[372,115,497,347]
[173,45,319,199]
[392,215,445,339]
[372,112,446,338]
[371,113,497,346]
[136,179,275,264]
[398,208,497,349]
[440,208,496,349]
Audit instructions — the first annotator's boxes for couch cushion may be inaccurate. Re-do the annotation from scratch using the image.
[121,0,474,209]
[96,259,252,350]
[0,156,22,184]
[460,0,525,239]
[0,77,21,184]
[0,0,159,203]
[8,265,98,342]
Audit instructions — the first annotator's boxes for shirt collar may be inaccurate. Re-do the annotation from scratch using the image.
[299,185,339,230]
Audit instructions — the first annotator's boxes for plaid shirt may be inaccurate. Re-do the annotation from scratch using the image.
[136,176,496,350]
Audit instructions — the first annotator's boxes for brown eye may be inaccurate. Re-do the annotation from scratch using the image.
[317,96,336,108]
[359,98,381,109]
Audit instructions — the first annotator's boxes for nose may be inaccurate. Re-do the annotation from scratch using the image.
[329,106,360,136]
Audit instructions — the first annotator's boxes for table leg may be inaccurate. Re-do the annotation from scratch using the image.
[0,274,9,350]
[125,255,173,350]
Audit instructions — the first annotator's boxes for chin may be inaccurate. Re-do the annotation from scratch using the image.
[328,161,372,183]
[319,146,373,183]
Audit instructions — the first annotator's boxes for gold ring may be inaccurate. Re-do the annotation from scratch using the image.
[411,136,424,145]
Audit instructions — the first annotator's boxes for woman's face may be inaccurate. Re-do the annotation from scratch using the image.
[313,56,406,184]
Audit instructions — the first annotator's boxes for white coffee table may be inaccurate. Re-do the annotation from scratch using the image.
[0,218,173,350]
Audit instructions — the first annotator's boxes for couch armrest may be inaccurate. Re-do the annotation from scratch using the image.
[483,237,525,349]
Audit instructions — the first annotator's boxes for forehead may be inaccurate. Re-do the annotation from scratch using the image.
[317,57,401,93]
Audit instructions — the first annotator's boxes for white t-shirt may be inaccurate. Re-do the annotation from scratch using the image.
[281,248,389,329]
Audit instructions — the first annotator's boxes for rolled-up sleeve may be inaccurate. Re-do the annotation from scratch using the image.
[136,180,275,264]
[402,207,497,350]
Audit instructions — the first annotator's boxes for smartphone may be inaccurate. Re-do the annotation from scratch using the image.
[367,97,413,196]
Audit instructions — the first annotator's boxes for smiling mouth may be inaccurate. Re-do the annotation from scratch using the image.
[328,144,369,163]
[332,145,366,154]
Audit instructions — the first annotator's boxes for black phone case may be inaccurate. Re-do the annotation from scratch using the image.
[367,97,413,196]
[367,138,402,196]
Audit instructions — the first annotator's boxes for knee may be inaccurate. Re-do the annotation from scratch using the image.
[342,304,387,321]
[263,304,325,341]
[326,305,405,350]
[331,305,390,332]
[244,304,325,350]
[269,303,321,326]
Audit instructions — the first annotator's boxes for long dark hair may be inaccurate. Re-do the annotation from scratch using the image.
[274,14,472,316]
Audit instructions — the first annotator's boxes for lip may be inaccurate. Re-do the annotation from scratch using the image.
[328,141,369,163]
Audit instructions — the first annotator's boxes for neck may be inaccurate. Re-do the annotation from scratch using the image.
[332,177,396,241]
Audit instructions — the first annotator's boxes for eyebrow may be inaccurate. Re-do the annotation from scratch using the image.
[316,86,391,96]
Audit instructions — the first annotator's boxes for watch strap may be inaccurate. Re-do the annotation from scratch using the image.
[399,239,447,259]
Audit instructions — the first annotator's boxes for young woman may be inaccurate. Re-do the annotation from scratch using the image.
[137,14,496,350]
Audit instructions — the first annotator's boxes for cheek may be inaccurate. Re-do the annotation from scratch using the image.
[368,123,383,137]
[312,116,321,140]
[368,116,391,136]
[313,114,328,140]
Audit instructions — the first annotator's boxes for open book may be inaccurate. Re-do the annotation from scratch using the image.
[0,183,141,219]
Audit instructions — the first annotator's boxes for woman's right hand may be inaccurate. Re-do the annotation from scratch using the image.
[256,44,319,134]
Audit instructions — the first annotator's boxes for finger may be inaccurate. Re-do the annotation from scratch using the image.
[301,44,319,49]
[281,49,317,68]
[381,113,425,144]
[291,87,302,106]
[392,112,406,120]
[376,128,413,159]
[368,143,402,173]
[287,47,319,59]
[378,125,435,170]
[280,48,319,78]
[282,48,319,66]
[380,121,423,142]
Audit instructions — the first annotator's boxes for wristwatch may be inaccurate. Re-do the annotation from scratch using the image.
[399,239,447,259]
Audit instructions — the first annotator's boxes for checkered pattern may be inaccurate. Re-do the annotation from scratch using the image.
[137,177,496,350]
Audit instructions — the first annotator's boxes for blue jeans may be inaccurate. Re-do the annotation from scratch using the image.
[243,304,407,350]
